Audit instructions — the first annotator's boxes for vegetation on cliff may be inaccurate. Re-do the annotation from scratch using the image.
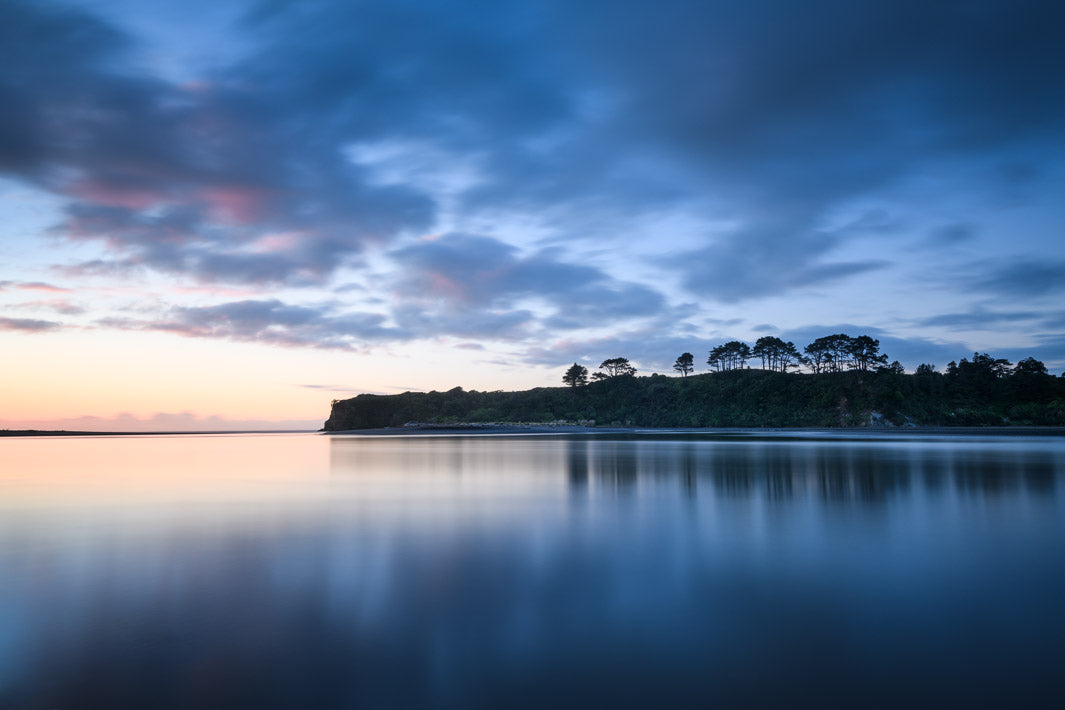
[324,355,1065,430]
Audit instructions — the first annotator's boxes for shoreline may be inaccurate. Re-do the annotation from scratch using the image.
[324,424,1065,437]
[5,425,1063,438]
[0,429,315,437]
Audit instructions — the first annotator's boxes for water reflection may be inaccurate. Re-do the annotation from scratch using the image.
[566,439,588,490]
[592,440,639,493]
[1,433,1063,709]
[561,438,1060,506]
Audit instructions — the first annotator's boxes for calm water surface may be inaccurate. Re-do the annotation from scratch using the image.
[1,432,1063,708]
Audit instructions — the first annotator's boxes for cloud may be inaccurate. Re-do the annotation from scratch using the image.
[389,233,667,332]
[670,220,890,302]
[917,309,1045,330]
[0,412,321,432]
[14,0,1061,288]
[103,299,406,350]
[2,0,434,285]
[390,303,536,341]
[0,280,70,292]
[5,298,85,316]
[80,232,672,350]
[974,259,1065,299]
[0,316,62,332]
[521,332,721,373]
[4,0,1064,360]
[927,222,978,246]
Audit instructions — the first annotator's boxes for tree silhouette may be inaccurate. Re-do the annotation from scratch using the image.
[804,333,889,373]
[707,341,751,371]
[562,363,588,387]
[803,337,832,373]
[817,334,854,372]
[673,352,694,377]
[1011,357,1050,401]
[1014,357,1048,377]
[596,357,637,379]
[878,360,905,374]
[778,341,804,373]
[949,352,1012,379]
[752,336,804,373]
[849,335,888,371]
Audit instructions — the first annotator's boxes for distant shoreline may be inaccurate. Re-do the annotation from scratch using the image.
[0,429,316,437]
[5,425,1063,439]
[324,424,1065,437]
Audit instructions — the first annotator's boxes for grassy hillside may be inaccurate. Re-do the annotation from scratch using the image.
[324,368,1065,430]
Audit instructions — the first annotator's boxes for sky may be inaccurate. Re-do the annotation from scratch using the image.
[2,0,1064,430]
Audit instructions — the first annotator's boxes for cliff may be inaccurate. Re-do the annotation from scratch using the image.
[324,369,1065,431]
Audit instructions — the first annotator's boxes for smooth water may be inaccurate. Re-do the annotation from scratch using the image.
[1,432,1063,708]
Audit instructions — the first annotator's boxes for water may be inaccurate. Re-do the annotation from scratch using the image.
[1,432,1063,708]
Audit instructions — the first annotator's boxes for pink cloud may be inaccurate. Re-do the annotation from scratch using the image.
[251,231,307,253]
[68,179,167,210]
[0,281,70,293]
[173,284,263,297]
[200,185,272,224]
[11,298,84,315]
[0,412,321,432]
[423,272,468,301]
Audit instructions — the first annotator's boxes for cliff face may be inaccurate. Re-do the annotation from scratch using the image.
[324,371,1065,430]
[324,393,400,430]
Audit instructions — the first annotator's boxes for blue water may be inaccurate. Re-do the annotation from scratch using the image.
[1,432,1063,708]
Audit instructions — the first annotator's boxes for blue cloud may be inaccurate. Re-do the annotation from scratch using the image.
[103,299,406,349]
[927,223,978,246]
[670,219,890,302]
[2,0,434,285]
[3,0,1064,358]
[975,259,1065,299]
[390,233,667,330]
[918,309,1046,330]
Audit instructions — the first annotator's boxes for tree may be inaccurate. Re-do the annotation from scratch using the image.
[947,352,1013,401]
[849,335,888,372]
[752,336,777,370]
[597,357,637,378]
[1013,357,1048,377]
[777,341,805,373]
[673,352,694,377]
[804,333,886,373]
[707,341,751,372]
[822,333,855,371]
[1010,357,1051,401]
[803,336,834,373]
[915,363,937,376]
[964,352,1013,379]
[562,363,588,387]
[752,336,804,373]
[877,360,905,375]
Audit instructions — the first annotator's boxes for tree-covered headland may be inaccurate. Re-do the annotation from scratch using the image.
[324,334,1064,430]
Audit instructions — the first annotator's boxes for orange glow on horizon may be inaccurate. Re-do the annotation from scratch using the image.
[0,433,330,507]
[1,327,558,430]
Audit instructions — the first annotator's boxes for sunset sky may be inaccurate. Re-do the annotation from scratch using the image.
[2,0,1063,430]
